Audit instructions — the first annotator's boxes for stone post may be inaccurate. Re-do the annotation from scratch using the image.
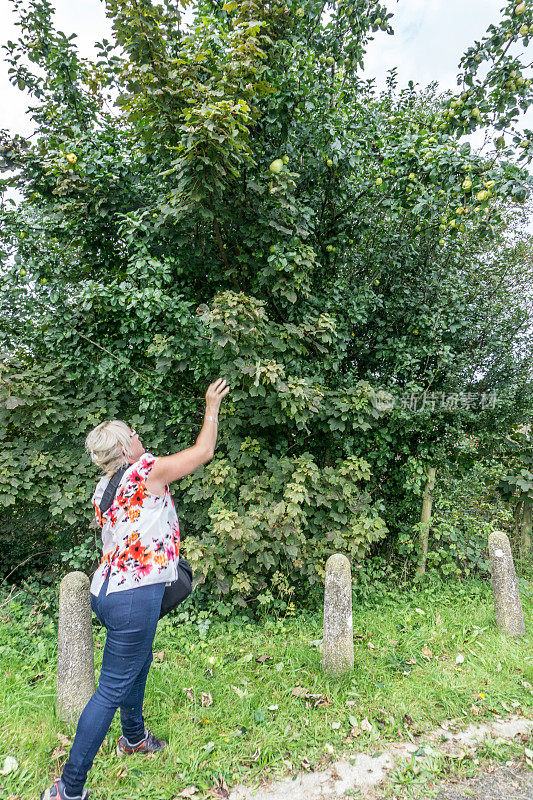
[322,553,354,675]
[488,531,525,637]
[57,572,95,723]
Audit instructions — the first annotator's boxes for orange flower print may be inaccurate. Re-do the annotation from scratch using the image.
[129,486,146,507]
[125,506,140,522]
[116,555,128,572]
[127,540,146,561]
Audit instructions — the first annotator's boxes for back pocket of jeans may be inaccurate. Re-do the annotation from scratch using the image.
[102,590,135,630]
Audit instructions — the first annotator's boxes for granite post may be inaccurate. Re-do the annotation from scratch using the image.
[322,553,354,675]
[57,572,95,723]
[488,531,525,637]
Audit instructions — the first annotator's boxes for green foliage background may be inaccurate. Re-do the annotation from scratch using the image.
[1,0,532,607]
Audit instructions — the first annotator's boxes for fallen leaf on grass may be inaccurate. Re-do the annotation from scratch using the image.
[360,717,373,732]
[51,747,66,759]
[331,721,341,729]
[345,722,361,740]
[231,685,247,699]
[301,757,312,771]
[154,650,165,662]
[208,773,229,798]
[292,685,330,707]
[183,687,195,702]
[421,646,432,660]
[307,692,330,708]
[239,653,253,663]
[367,642,376,650]
[406,658,417,665]
[201,691,213,707]
[57,733,72,747]
[255,655,272,663]
[0,756,18,775]
[292,685,309,697]
[177,787,198,798]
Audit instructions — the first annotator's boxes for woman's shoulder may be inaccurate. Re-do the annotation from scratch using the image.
[130,452,159,475]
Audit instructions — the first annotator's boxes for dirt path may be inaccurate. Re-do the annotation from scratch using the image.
[433,764,533,800]
[229,716,532,800]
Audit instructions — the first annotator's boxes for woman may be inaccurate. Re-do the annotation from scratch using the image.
[41,378,230,800]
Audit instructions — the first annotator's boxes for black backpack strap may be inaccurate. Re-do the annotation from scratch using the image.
[99,466,128,515]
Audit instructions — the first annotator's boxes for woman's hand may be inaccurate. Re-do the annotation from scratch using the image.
[206,378,230,413]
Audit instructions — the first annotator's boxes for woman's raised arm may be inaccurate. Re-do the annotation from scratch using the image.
[145,378,230,495]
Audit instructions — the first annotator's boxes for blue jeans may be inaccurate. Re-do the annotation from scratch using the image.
[61,574,165,796]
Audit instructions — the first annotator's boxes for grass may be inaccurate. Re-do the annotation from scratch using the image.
[0,576,532,800]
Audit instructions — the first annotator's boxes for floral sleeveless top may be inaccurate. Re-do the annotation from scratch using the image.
[90,453,180,597]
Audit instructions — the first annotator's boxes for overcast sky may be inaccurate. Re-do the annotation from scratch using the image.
[0,0,531,159]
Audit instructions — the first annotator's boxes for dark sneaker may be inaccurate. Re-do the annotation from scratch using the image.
[116,727,167,757]
[40,778,89,800]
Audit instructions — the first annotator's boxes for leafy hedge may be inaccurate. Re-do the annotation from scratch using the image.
[1,0,532,607]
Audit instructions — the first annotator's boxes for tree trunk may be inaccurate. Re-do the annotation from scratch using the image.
[520,500,532,559]
[415,467,436,577]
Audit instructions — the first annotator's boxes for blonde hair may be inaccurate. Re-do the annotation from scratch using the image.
[85,420,132,477]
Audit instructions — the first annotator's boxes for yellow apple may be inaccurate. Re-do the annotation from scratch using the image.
[269,159,284,174]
